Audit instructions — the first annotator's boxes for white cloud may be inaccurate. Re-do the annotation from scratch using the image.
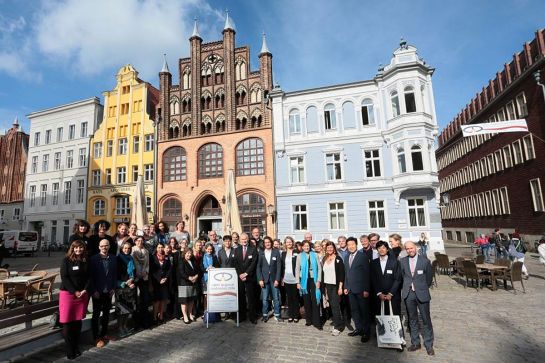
[32,0,220,81]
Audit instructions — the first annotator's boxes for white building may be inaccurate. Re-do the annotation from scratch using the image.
[24,98,103,247]
[271,41,443,248]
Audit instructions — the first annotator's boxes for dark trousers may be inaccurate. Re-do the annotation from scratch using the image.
[91,292,112,340]
[62,320,82,358]
[325,284,344,331]
[405,290,434,349]
[135,279,151,328]
[348,292,370,336]
[285,283,300,319]
[302,278,321,328]
[340,293,351,326]
[238,280,257,321]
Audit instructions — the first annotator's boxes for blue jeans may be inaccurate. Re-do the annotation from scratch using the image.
[481,245,491,261]
[261,281,281,317]
[420,245,428,257]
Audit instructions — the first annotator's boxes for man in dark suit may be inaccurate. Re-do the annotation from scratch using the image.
[218,235,236,268]
[401,241,434,356]
[234,232,258,324]
[371,241,402,316]
[257,236,282,322]
[343,237,371,343]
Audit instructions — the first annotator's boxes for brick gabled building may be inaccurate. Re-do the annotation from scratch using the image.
[436,29,545,244]
[157,15,275,237]
[0,118,29,230]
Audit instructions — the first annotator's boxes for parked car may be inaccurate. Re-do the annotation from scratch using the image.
[0,230,39,256]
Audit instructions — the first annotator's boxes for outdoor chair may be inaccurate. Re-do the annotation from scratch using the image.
[455,257,465,277]
[28,273,58,303]
[475,255,485,264]
[0,268,9,280]
[31,264,39,272]
[430,259,438,287]
[462,261,488,290]
[22,270,47,278]
[504,261,525,294]
[436,254,453,275]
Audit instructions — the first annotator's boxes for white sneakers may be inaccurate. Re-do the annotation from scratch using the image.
[331,328,341,336]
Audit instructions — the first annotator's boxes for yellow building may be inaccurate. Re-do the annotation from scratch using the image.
[87,65,159,233]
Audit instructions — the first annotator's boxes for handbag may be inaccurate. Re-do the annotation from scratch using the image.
[49,311,61,329]
[375,300,405,349]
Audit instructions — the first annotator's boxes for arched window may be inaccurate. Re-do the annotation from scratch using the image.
[289,109,301,134]
[324,103,336,130]
[250,85,262,103]
[236,138,264,176]
[237,193,266,235]
[163,147,187,181]
[404,86,416,113]
[342,101,355,129]
[236,117,247,130]
[214,63,224,84]
[182,123,191,137]
[361,99,375,125]
[201,66,212,86]
[391,91,400,117]
[236,60,246,80]
[199,143,223,178]
[182,96,191,113]
[306,106,318,133]
[235,87,247,106]
[93,199,106,216]
[251,115,262,128]
[411,145,424,171]
[182,69,191,89]
[162,198,181,226]
[397,148,407,173]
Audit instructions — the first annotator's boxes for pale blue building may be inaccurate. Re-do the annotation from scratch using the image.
[270,41,442,247]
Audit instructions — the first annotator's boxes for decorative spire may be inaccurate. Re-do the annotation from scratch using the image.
[191,17,201,39]
[13,116,19,129]
[260,32,271,55]
[161,53,170,73]
[223,9,236,31]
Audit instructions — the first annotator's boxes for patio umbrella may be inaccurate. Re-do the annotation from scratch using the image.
[223,169,242,236]
[131,174,147,231]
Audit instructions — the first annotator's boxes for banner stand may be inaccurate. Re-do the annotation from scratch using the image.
[206,268,239,329]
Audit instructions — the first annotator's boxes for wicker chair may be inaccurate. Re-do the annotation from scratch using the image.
[504,262,525,294]
[436,254,453,275]
[475,255,485,264]
[455,257,465,277]
[28,273,58,302]
[22,270,47,278]
[0,268,9,280]
[462,261,488,290]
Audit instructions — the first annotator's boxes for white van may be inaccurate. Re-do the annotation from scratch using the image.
[0,230,39,255]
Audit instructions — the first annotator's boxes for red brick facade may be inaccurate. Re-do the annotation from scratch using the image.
[0,121,29,205]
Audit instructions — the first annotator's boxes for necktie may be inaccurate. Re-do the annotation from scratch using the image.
[410,257,416,291]
[243,246,247,260]
[349,253,355,268]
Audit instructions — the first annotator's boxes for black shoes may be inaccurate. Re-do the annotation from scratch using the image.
[361,334,370,343]
[250,319,257,324]
[407,344,422,352]
[261,316,269,323]
[305,322,312,326]
[427,347,435,356]
[347,330,362,337]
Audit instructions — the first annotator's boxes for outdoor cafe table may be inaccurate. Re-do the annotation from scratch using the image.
[0,276,40,284]
[476,263,509,291]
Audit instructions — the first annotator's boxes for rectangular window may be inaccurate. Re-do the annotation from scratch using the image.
[29,185,36,207]
[368,200,386,228]
[64,181,71,204]
[503,145,513,168]
[408,198,426,227]
[144,134,154,151]
[118,138,128,155]
[107,140,113,156]
[289,113,301,134]
[94,200,105,216]
[42,154,49,172]
[480,158,487,176]
[456,231,462,242]
[446,231,453,240]
[66,150,73,168]
[92,170,101,186]
[13,208,20,221]
[78,148,87,167]
[52,183,59,205]
[40,184,47,206]
[118,167,127,184]
[54,152,61,170]
[496,107,506,121]
[45,130,51,144]
[465,232,475,244]
[328,202,345,230]
[115,196,130,215]
[34,132,40,146]
[364,149,381,178]
[485,191,493,216]
[516,92,528,117]
[51,221,57,243]
[144,164,154,181]
[121,103,129,114]
[505,101,517,120]
[492,189,502,215]
[105,169,112,185]
[487,154,495,174]
[289,156,305,184]
[512,140,523,165]
[80,122,88,137]
[325,152,342,181]
[324,108,337,130]
[292,204,308,231]
[494,150,503,171]
[93,142,102,159]
[76,180,85,204]
[132,166,138,182]
[133,136,140,153]
[0,210,4,222]
[56,127,63,142]
[530,178,545,212]
[361,104,374,125]
[68,124,75,140]
[500,187,510,214]
[522,135,535,160]
[122,85,130,94]
[31,156,38,173]
[146,196,152,213]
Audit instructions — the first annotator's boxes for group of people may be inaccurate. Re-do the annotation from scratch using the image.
[59,219,435,360]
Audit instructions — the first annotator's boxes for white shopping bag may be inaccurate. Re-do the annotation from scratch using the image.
[375,300,405,349]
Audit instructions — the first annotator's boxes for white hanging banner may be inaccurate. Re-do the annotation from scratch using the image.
[461,119,528,137]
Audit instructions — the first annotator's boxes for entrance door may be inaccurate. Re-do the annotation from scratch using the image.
[197,195,222,238]
[197,218,223,237]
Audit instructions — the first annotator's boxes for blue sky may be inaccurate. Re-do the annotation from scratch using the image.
[0,0,544,134]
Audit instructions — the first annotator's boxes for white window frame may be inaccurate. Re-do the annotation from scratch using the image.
[515,92,528,117]
[76,180,85,204]
[145,134,154,151]
[503,145,513,168]
[494,150,504,171]
[328,201,346,230]
[64,181,71,205]
[325,152,343,182]
[68,124,75,140]
[107,140,113,156]
[530,178,545,212]
[500,186,510,214]
[292,204,308,231]
[133,136,140,153]
[66,150,74,168]
[78,148,87,167]
[80,122,88,137]
[115,196,130,215]
[40,184,47,206]
[52,183,59,205]
[363,149,382,178]
[31,156,38,173]
[94,142,102,159]
[45,129,51,144]
[407,197,427,228]
[118,167,127,184]
[522,134,535,161]
[324,104,337,130]
[94,199,106,216]
[288,110,301,134]
[92,170,101,186]
[42,154,49,172]
[12,207,20,221]
[54,152,61,170]
[56,127,63,142]
[289,155,306,185]
[144,164,154,181]
[512,140,523,165]
[368,200,387,229]
[118,138,128,155]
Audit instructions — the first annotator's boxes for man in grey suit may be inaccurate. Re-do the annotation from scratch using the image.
[401,241,435,356]
[257,236,282,322]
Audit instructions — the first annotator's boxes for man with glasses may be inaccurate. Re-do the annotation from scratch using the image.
[89,239,117,348]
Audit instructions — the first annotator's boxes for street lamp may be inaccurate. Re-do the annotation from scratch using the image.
[535,70,545,103]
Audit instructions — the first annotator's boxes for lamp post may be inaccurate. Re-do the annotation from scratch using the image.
[534,70,545,102]
[267,204,276,237]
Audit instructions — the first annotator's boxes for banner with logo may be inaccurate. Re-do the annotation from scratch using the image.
[461,119,528,136]
[207,268,239,313]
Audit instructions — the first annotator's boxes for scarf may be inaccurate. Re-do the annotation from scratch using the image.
[300,251,321,303]
[156,251,165,263]
[118,252,135,279]
[203,253,214,283]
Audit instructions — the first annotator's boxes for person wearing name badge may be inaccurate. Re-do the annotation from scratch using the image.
[201,243,219,315]
[401,241,434,356]
[218,235,237,320]
[371,241,402,317]
[234,233,258,324]
[178,248,200,324]
[296,240,323,330]
[257,236,282,322]
[321,241,346,336]
[281,236,300,323]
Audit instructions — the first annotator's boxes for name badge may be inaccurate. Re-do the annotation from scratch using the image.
[272,257,277,261]
[293,253,298,256]
[72,266,79,271]
[248,255,253,259]
[386,269,393,274]
[417,270,424,275]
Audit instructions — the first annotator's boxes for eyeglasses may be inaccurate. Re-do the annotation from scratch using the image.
[99,245,109,248]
